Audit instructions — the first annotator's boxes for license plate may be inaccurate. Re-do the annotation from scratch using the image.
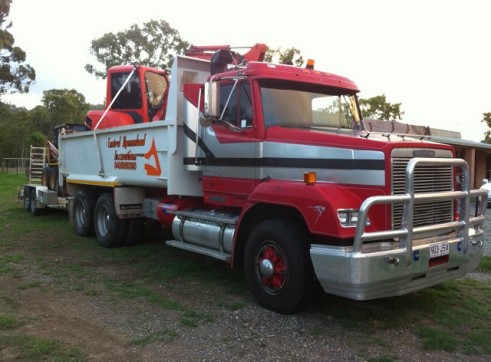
[429,241,449,258]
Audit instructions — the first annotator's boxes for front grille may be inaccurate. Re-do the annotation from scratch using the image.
[391,151,454,230]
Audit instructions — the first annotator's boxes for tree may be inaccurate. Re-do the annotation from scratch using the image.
[41,89,89,126]
[0,101,32,159]
[0,0,35,95]
[85,19,190,79]
[481,112,491,144]
[265,47,304,66]
[359,94,404,121]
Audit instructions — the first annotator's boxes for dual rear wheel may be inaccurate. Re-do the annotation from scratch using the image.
[72,191,142,247]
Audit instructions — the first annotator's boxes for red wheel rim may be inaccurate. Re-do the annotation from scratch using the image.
[256,243,287,293]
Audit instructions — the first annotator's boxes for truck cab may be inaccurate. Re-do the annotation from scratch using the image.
[85,65,170,129]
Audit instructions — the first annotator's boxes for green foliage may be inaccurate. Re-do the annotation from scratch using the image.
[42,88,89,125]
[0,88,89,158]
[85,19,190,79]
[359,94,404,121]
[27,130,46,147]
[0,103,31,158]
[264,47,304,66]
[481,112,491,143]
[0,0,35,95]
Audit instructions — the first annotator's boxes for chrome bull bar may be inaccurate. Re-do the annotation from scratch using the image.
[354,158,487,266]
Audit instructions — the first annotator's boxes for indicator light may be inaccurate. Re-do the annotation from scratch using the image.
[304,172,316,185]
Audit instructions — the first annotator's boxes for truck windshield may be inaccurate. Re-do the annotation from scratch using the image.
[259,80,361,131]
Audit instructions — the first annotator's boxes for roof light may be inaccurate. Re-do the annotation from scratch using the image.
[304,172,316,185]
[306,59,315,69]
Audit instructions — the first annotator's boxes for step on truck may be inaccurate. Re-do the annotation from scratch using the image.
[21,43,488,314]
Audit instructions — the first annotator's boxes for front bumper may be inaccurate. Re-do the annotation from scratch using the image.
[310,230,484,300]
[310,158,487,300]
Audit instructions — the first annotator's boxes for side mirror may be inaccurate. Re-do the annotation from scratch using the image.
[200,81,219,127]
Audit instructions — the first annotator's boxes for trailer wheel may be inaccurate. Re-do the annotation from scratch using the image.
[244,219,315,314]
[73,190,97,237]
[48,167,59,191]
[94,193,125,248]
[41,167,51,187]
[30,189,42,216]
[23,186,31,211]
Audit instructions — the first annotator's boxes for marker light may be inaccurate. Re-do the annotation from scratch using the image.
[306,59,315,69]
[304,172,317,185]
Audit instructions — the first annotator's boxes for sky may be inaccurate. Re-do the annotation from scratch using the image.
[4,0,491,142]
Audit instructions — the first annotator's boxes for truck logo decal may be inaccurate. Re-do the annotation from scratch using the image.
[144,139,162,176]
[109,134,161,176]
[309,205,325,223]
[413,149,436,157]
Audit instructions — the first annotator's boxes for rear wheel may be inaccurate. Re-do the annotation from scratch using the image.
[23,186,31,211]
[94,193,126,248]
[244,219,315,314]
[73,190,97,236]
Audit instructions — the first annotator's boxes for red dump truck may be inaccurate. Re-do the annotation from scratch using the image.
[21,43,487,314]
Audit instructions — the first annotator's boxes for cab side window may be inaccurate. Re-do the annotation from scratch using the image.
[219,81,253,128]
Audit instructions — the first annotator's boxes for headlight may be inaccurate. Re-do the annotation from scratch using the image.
[337,209,370,228]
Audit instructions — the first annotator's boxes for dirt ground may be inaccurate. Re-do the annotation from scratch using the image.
[1,211,490,361]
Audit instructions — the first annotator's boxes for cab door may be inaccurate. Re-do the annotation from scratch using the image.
[201,79,260,206]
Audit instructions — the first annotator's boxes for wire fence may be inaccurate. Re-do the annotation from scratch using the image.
[2,158,29,177]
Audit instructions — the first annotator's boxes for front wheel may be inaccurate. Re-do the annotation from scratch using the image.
[244,219,315,314]
[94,193,126,248]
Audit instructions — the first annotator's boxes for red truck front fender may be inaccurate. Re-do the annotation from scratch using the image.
[242,179,385,238]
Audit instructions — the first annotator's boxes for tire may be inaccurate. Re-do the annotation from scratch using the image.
[23,186,31,211]
[244,219,315,314]
[94,193,126,248]
[48,167,59,191]
[42,167,51,188]
[30,189,42,216]
[73,190,97,237]
[124,218,144,246]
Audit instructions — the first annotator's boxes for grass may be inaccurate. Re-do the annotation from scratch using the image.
[0,335,85,361]
[0,314,22,330]
[477,256,491,272]
[312,277,491,354]
[1,171,491,359]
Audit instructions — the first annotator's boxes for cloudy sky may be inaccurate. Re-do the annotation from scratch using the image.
[4,0,491,141]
